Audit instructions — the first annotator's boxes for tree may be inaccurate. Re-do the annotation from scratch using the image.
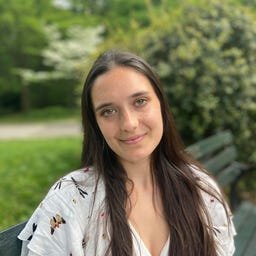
[0,0,48,111]
[17,24,104,107]
[0,0,103,112]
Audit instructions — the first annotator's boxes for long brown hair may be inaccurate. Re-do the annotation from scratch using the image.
[81,50,225,255]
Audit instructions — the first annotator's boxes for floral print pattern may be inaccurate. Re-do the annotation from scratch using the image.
[27,223,37,241]
[71,176,88,198]
[50,214,66,235]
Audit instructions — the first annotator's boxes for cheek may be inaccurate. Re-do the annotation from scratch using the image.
[149,108,163,139]
[145,105,163,128]
[96,119,117,141]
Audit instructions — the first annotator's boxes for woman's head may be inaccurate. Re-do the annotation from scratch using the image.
[81,50,181,168]
[81,50,221,256]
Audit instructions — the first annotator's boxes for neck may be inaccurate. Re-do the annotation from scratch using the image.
[121,158,153,190]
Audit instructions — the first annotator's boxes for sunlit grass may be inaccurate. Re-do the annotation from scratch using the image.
[0,137,81,230]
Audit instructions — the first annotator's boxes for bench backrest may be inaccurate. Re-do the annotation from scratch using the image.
[0,221,27,256]
[187,130,243,186]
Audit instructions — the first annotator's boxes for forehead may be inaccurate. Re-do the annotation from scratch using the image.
[91,66,155,104]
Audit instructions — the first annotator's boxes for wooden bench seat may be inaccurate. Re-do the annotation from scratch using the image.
[0,131,255,255]
[187,130,256,256]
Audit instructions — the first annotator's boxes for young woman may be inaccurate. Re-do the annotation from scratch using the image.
[19,50,236,256]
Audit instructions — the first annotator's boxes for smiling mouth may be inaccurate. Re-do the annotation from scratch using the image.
[120,134,146,145]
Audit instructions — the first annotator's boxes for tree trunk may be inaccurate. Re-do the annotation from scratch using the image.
[20,84,30,112]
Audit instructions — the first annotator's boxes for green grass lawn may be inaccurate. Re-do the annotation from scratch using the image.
[0,137,81,230]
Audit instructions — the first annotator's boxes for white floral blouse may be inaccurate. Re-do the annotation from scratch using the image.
[18,166,236,256]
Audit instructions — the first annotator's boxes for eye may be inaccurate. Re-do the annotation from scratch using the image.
[135,98,147,107]
[101,108,117,117]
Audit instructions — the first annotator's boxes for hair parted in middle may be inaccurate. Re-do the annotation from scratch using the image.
[81,49,225,256]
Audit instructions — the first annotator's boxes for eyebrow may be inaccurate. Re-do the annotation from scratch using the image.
[94,91,149,112]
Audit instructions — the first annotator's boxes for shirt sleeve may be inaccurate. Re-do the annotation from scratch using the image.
[18,172,92,256]
[209,194,237,256]
[197,170,236,255]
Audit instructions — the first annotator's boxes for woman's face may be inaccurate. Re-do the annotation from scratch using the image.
[91,66,163,166]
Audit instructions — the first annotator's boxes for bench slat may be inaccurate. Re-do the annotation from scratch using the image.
[234,203,256,256]
[233,202,254,231]
[0,221,27,256]
[203,146,237,175]
[243,228,256,256]
[187,131,233,159]
[217,162,244,187]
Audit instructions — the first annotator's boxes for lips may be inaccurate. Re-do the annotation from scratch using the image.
[120,133,146,145]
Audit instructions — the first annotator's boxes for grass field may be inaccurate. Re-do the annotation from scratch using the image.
[0,137,81,230]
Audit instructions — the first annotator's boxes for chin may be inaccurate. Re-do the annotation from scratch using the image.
[122,153,152,164]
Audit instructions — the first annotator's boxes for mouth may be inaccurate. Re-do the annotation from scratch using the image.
[120,133,146,145]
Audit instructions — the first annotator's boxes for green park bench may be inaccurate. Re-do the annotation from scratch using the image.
[187,130,256,256]
[0,131,255,256]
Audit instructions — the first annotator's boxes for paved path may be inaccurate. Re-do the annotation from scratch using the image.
[0,120,82,140]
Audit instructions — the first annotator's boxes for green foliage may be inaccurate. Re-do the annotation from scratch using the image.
[139,0,256,163]
[233,0,256,9]
[0,0,47,92]
[16,24,104,110]
[0,0,177,113]
[0,0,104,113]
[0,138,81,230]
[99,0,181,54]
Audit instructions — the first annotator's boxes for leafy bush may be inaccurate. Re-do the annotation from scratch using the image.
[141,0,256,164]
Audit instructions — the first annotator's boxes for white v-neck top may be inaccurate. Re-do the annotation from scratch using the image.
[130,223,170,256]
[18,166,236,256]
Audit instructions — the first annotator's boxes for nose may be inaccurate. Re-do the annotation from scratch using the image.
[120,109,138,132]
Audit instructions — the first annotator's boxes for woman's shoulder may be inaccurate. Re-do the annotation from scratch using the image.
[189,164,219,191]
[18,167,106,255]
[39,166,106,219]
[189,164,236,255]
[46,166,102,200]
[188,164,231,227]
[188,164,224,210]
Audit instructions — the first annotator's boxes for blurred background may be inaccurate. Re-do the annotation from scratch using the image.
[0,0,255,230]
